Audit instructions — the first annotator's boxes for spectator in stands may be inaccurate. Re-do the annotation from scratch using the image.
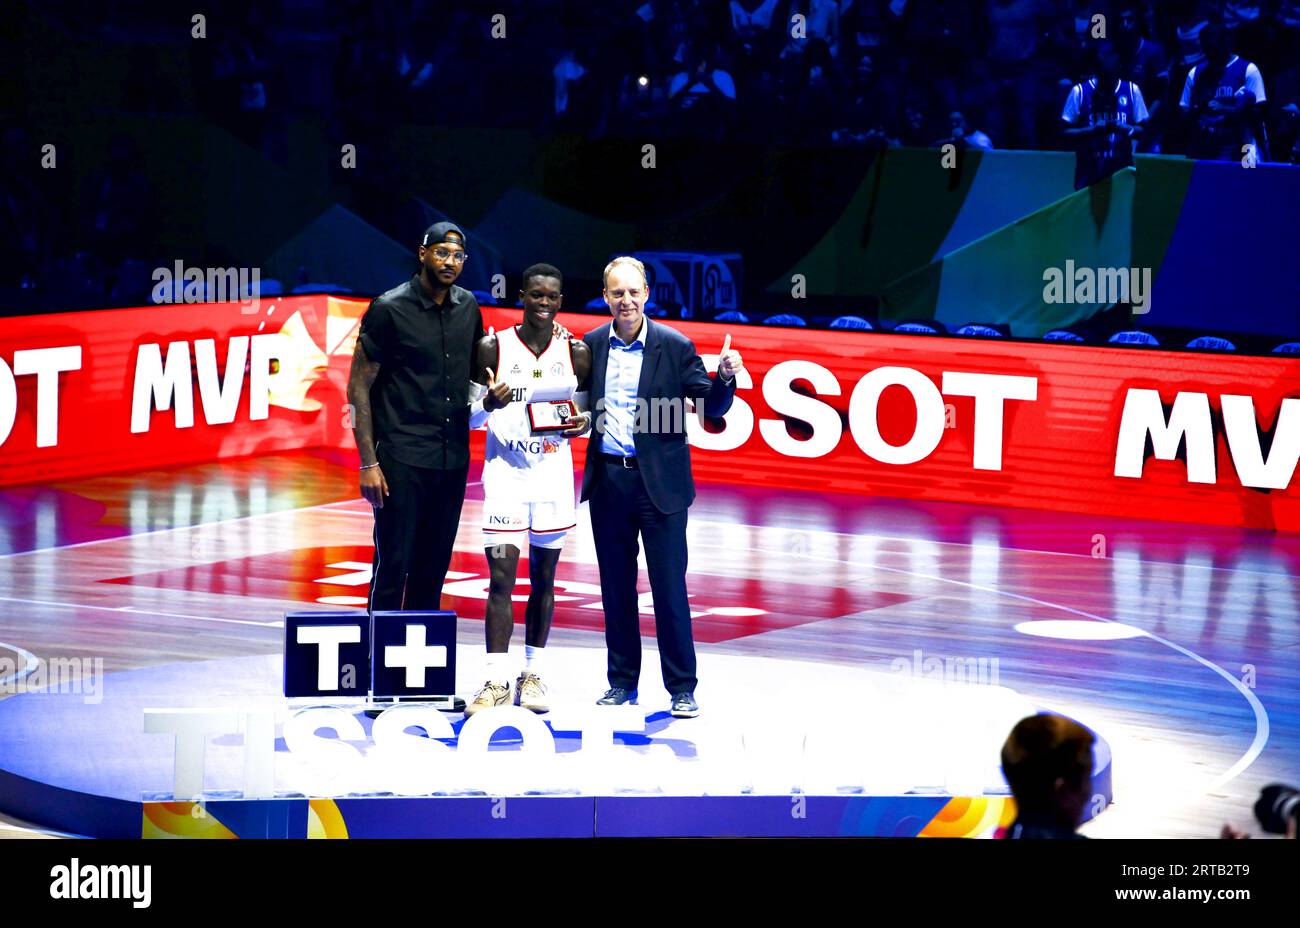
[895,0,979,114]
[660,0,705,67]
[1282,0,1300,49]
[1115,3,1171,150]
[667,38,738,139]
[668,39,738,109]
[935,110,995,150]
[807,0,844,58]
[1173,4,1213,75]
[801,38,840,131]
[999,713,1095,839]
[1273,2,1300,160]
[728,0,783,90]
[730,0,781,44]
[898,97,941,147]
[831,51,896,146]
[1179,22,1268,161]
[985,0,1056,149]
[1148,4,1208,153]
[1061,42,1149,188]
[1051,0,1105,89]
[553,50,589,121]
[1222,0,1270,68]
[1277,104,1300,165]
[1116,2,1171,83]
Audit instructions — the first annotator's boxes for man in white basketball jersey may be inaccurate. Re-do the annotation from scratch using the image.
[465,264,592,715]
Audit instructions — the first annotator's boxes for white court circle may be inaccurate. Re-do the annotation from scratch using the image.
[1013,620,1149,641]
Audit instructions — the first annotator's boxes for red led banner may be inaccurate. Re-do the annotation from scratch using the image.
[486,308,1300,532]
[2,299,1298,531]
[0,295,364,486]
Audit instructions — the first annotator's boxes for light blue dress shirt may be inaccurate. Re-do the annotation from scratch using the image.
[600,316,648,457]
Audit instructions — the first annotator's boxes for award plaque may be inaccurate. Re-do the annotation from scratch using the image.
[527,400,579,432]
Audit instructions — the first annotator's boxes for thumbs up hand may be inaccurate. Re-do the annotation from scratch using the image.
[718,333,743,380]
[485,366,513,410]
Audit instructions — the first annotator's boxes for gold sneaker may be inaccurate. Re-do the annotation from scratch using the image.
[464,680,512,717]
[515,672,549,714]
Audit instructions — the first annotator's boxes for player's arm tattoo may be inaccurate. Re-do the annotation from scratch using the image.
[347,341,382,466]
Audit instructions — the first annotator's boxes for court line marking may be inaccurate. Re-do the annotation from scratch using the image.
[0,640,41,687]
[14,516,1261,789]
[710,540,1270,795]
[2,484,1291,579]
[310,507,1300,580]
[0,485,1279,791]
[0,486,481,560]
[683,515,1300,579]
[0,596,283,629]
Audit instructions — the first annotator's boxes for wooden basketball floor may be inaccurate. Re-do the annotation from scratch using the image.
[1,448,1296,838]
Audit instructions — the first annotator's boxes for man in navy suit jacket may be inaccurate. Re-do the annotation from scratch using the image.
[578,256,743,718]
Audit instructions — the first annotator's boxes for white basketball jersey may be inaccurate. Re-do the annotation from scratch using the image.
[482,327,577,503]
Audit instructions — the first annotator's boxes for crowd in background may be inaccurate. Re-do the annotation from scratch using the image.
[20,0,1293,161]
[324,0,1300,159]
[3,0,1299,319]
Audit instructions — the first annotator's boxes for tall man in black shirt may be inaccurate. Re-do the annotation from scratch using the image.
[348,222,484,612]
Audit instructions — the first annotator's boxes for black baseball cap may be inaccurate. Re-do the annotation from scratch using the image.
[422,221,466,248]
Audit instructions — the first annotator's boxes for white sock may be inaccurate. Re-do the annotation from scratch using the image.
[525,644,544,675]
[485,651,511,685]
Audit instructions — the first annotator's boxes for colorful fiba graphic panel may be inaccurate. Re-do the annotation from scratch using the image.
[138,796,1018,839]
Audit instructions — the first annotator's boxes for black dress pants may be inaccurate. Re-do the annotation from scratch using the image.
[367,443,468,613]
[588,458,697,695]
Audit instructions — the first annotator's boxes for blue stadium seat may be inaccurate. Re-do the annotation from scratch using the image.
[1043,329,1086,342]
[1108,330,1160,346]
[829,315,873,330]
[714,310,750,324]
[764,313,807,326]
[1272,342,1300,354]
[956,324,1004,337]
[1186,336,1237,351]
[894,321,943,335]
